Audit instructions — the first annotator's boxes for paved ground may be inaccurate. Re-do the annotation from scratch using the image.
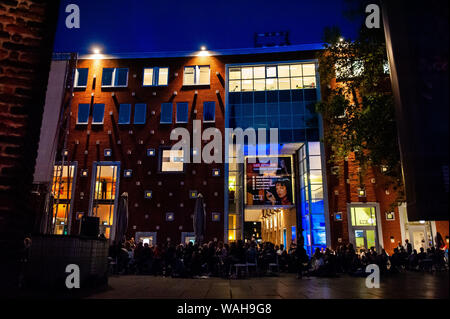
[87,271,449,299]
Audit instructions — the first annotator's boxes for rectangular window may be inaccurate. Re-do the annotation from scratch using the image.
[351,207,377,226]
[161,149,184,172]
[143,67,169,86]
[227,62,316,92]
[74,68,89,88]
[77,103,90,124]
[142,68,153,86]
[101,68,128,87]
[92,104,105,124]
[160,103,173,124]
[51,164,76,235]
[176,102,189,123]
[134,103,147,124]
[92,164,119,239]
[183,65,210,85]
[118,104,131,124]
[203,101,215,122]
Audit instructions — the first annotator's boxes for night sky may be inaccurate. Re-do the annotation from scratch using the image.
[53,0,363,54]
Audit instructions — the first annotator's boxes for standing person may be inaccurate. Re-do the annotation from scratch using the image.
[405,239,413,255]
[296,238,309,279]
[101,178,107,199]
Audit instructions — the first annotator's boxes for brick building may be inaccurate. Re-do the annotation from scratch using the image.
[38,45,448,255]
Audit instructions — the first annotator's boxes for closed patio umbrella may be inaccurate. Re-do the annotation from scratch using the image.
[193,193,206,244]
[115,192,129,244]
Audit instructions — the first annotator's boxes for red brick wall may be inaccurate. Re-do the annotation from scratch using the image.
[326,151,403,254]
[0,0,59,292]
[435,221,449,245]
[64,56,227,244]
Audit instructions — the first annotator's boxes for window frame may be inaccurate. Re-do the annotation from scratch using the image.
[183,65,210,86]
[142,67,169,87]
[176,102,189,124]
[101,67,129,88]
[76,103,90,125]
[118,104,132,125]
[92,103,105,125]
[160,103,173,124]
[203,101,216,123]
[74,68,89,88]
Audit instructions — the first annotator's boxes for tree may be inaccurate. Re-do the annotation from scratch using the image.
[316,24,405,206]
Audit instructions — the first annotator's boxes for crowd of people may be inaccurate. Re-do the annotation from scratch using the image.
[108,238,449,278]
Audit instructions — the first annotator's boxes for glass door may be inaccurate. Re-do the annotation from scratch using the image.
[349,205,379,253]
[90,163,120,239]
[354,229,377,252]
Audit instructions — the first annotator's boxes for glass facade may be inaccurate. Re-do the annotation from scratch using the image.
[226,61,326,248]
[298,142,327,256]
[228,62,320,144]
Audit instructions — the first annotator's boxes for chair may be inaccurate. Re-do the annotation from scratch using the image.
[246,254,258,276]
[268,255,279,274]
[233,262,249,278]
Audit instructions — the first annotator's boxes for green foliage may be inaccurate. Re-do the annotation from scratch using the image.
[316,25,405,205]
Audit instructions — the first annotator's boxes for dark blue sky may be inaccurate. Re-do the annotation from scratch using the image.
[54,0,363,54]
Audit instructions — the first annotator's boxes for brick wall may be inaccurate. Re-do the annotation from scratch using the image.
[0,0,60,293]
[62,56,227,244]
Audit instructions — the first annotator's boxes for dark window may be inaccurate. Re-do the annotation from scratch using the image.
[77,104,90,124]
[74,68,88,87]
[101,68,114,86]
[134,103,146,124]
[115,68,128,86]
[102,68,128,87]
[176,102,189,123]
[118,104,131,124]
[92,104,105,124]
[160,103,173,124]
[203,101,215,122]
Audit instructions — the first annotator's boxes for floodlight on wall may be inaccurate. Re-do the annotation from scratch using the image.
[381,165,388,173]
[390,236,395,243]
[386,212,395,220]
[104,149,112,157]
[144,191,152,199]
[81,169,88,177]
[189,190,198,199]
[358,188,366,197]
[212,213,220,222]
[446,236,449,244]
[147,148,155,157]
[63,149,68,156]
[124,169,132,178]
[212,169,220,177]
[166,212,175,222]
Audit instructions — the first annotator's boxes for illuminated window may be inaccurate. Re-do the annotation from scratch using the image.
[101,68,128,87]
[143,67,169,86]
[351,207,377,226]
[91,164,119,239]
[74,68,88,88]
[77,104,90,124]
[183,65,210,85]
[51,164,76,235]
[227,62,316,92]
[160,149,184,172]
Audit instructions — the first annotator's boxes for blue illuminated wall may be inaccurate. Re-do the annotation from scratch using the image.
[298,142,327,256]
